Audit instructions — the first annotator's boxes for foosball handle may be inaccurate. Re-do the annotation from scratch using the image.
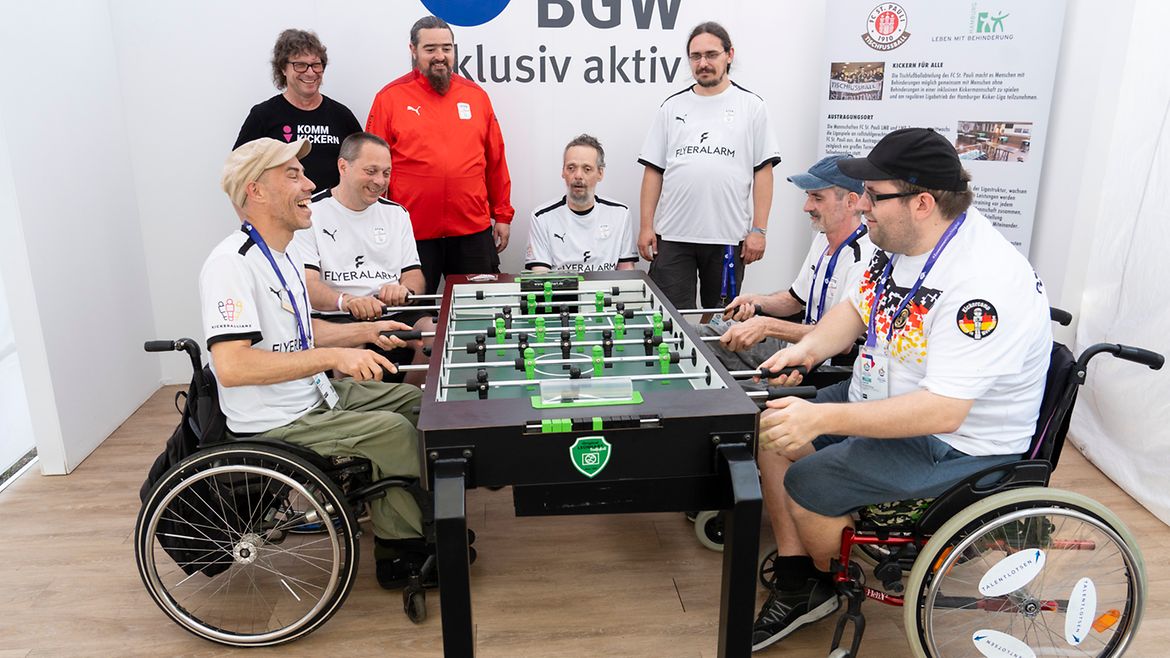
[764,385,820,400]
[381,330,423,341]
[758,365,809,379]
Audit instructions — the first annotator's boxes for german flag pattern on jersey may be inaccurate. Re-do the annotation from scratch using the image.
[856,251,942,365]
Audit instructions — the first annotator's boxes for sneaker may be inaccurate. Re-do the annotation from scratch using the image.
[375,538,436,590]
[751,578,839,652]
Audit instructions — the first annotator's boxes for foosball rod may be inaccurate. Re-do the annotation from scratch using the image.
[315,305,442,318]
[746,386,820,401]
[451,286,640,301]
[727,366,809,380]
[395,364,430,372]
[440,370,710,390]
[450,298,655,312]
[464,336,684,351]
[444,322,670,337]
[449,307,658,321]
[444,352,683,370]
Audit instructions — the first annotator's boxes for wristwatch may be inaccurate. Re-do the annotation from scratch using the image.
[748,227,767,236]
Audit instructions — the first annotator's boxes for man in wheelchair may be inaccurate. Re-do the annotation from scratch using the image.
[202,137,431,589]
[749,128,1053,652]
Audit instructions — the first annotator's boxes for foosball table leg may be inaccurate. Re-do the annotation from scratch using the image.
[434,457,475,657]
[715,442,762,658]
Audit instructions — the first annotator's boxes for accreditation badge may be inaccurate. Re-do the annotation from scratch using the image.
[856,346,890,400]
[312,372,339,409]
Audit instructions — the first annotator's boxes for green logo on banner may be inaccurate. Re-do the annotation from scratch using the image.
[569,436,612,478]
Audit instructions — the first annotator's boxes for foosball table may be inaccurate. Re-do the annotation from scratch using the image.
[417,271,762,657]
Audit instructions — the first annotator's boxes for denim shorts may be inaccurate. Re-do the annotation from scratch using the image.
[783,381,1020,517]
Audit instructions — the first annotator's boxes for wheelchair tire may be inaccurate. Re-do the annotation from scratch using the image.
[903,487,1144,658]
[135,443,359,647]
[693,510,724,552]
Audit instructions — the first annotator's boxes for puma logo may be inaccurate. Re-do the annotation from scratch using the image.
[322,228,337,241]
[553,233,566,243]
[407,105,421,116]
[674,115,686,123]
[268,286,282,303]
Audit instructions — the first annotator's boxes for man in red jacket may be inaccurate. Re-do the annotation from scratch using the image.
[367,15,515,294]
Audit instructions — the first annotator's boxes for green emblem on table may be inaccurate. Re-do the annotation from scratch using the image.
[569,436,612,478]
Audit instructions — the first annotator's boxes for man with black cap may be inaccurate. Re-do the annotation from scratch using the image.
[700,154,873,389]
[747,128,1052,651]
[201,137,435,589]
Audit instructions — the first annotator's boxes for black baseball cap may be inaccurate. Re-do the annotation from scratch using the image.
[837,128,967,192]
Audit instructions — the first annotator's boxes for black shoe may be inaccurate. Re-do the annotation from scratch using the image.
[751,578,839,652]
[375,538,437,590]
[377,551,438,590]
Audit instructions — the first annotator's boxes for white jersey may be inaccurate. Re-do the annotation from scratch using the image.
[290,190,421,301]
[525,196,638,272]
[200,227,322,434]
[638,82,781,245]
[789,227,875,324]
[847,207,1052,456]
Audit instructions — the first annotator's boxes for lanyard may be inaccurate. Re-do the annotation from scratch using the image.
[244,223,310,351]
[720,245,738,304]
[865,212,966,348]
[804,224,868,325]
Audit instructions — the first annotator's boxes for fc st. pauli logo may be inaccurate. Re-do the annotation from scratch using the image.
[863,3,911,51]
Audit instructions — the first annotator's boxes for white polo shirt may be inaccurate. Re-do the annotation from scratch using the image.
[847,207,1052,456]
[638,82,781,245]
[200,227,322,434]
[525,196,639,272]
[789,227,876,324]
[290,190,422,299]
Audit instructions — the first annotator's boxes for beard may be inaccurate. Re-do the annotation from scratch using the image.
[695,67,725,88]
[568,185,591,205]
[415,55,451,94]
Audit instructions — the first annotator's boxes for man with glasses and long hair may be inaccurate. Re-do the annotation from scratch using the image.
[234,29,361,191]
[638,21,781,315]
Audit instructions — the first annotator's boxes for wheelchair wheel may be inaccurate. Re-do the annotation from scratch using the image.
[904,488,1144,658]
[693,510,724,552]
[135,444,359,646]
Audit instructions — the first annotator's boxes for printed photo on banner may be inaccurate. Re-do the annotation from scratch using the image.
[829,61,885,100]
[955,121,1032,163]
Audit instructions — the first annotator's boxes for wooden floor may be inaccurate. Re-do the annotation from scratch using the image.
[1,385,1167,657]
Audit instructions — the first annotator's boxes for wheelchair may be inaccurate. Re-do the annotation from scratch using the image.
[135,338,438,647]
[753,313,1164,657]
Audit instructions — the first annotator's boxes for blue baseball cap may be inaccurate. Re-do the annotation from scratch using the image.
[786,154,865,195]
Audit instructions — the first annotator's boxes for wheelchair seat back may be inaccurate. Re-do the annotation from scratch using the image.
[857,341,1081,536]
[1026,340,1078,469]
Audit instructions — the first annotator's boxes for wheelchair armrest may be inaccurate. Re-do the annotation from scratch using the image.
[915,459,1051,535]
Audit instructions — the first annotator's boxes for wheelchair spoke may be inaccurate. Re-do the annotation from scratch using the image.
[911,494,1144,658]
[138,450,357,646]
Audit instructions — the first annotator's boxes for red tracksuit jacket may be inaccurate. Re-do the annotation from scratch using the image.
[366,70,514,240]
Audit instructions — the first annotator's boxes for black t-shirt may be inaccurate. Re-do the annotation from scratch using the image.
[233,94,361,191]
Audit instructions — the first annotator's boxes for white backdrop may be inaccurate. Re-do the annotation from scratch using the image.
[111,0,823,383]
[1070,0,1170,525]
[3,0,1162,496]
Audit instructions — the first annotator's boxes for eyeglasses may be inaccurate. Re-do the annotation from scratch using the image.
[688,50,725,63]
[289,61,325,73]
[864,189,919,204]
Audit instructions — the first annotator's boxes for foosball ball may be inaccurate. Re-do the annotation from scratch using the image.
[417,271,762,657]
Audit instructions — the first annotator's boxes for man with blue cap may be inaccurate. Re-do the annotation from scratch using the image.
[702,154,874,389]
